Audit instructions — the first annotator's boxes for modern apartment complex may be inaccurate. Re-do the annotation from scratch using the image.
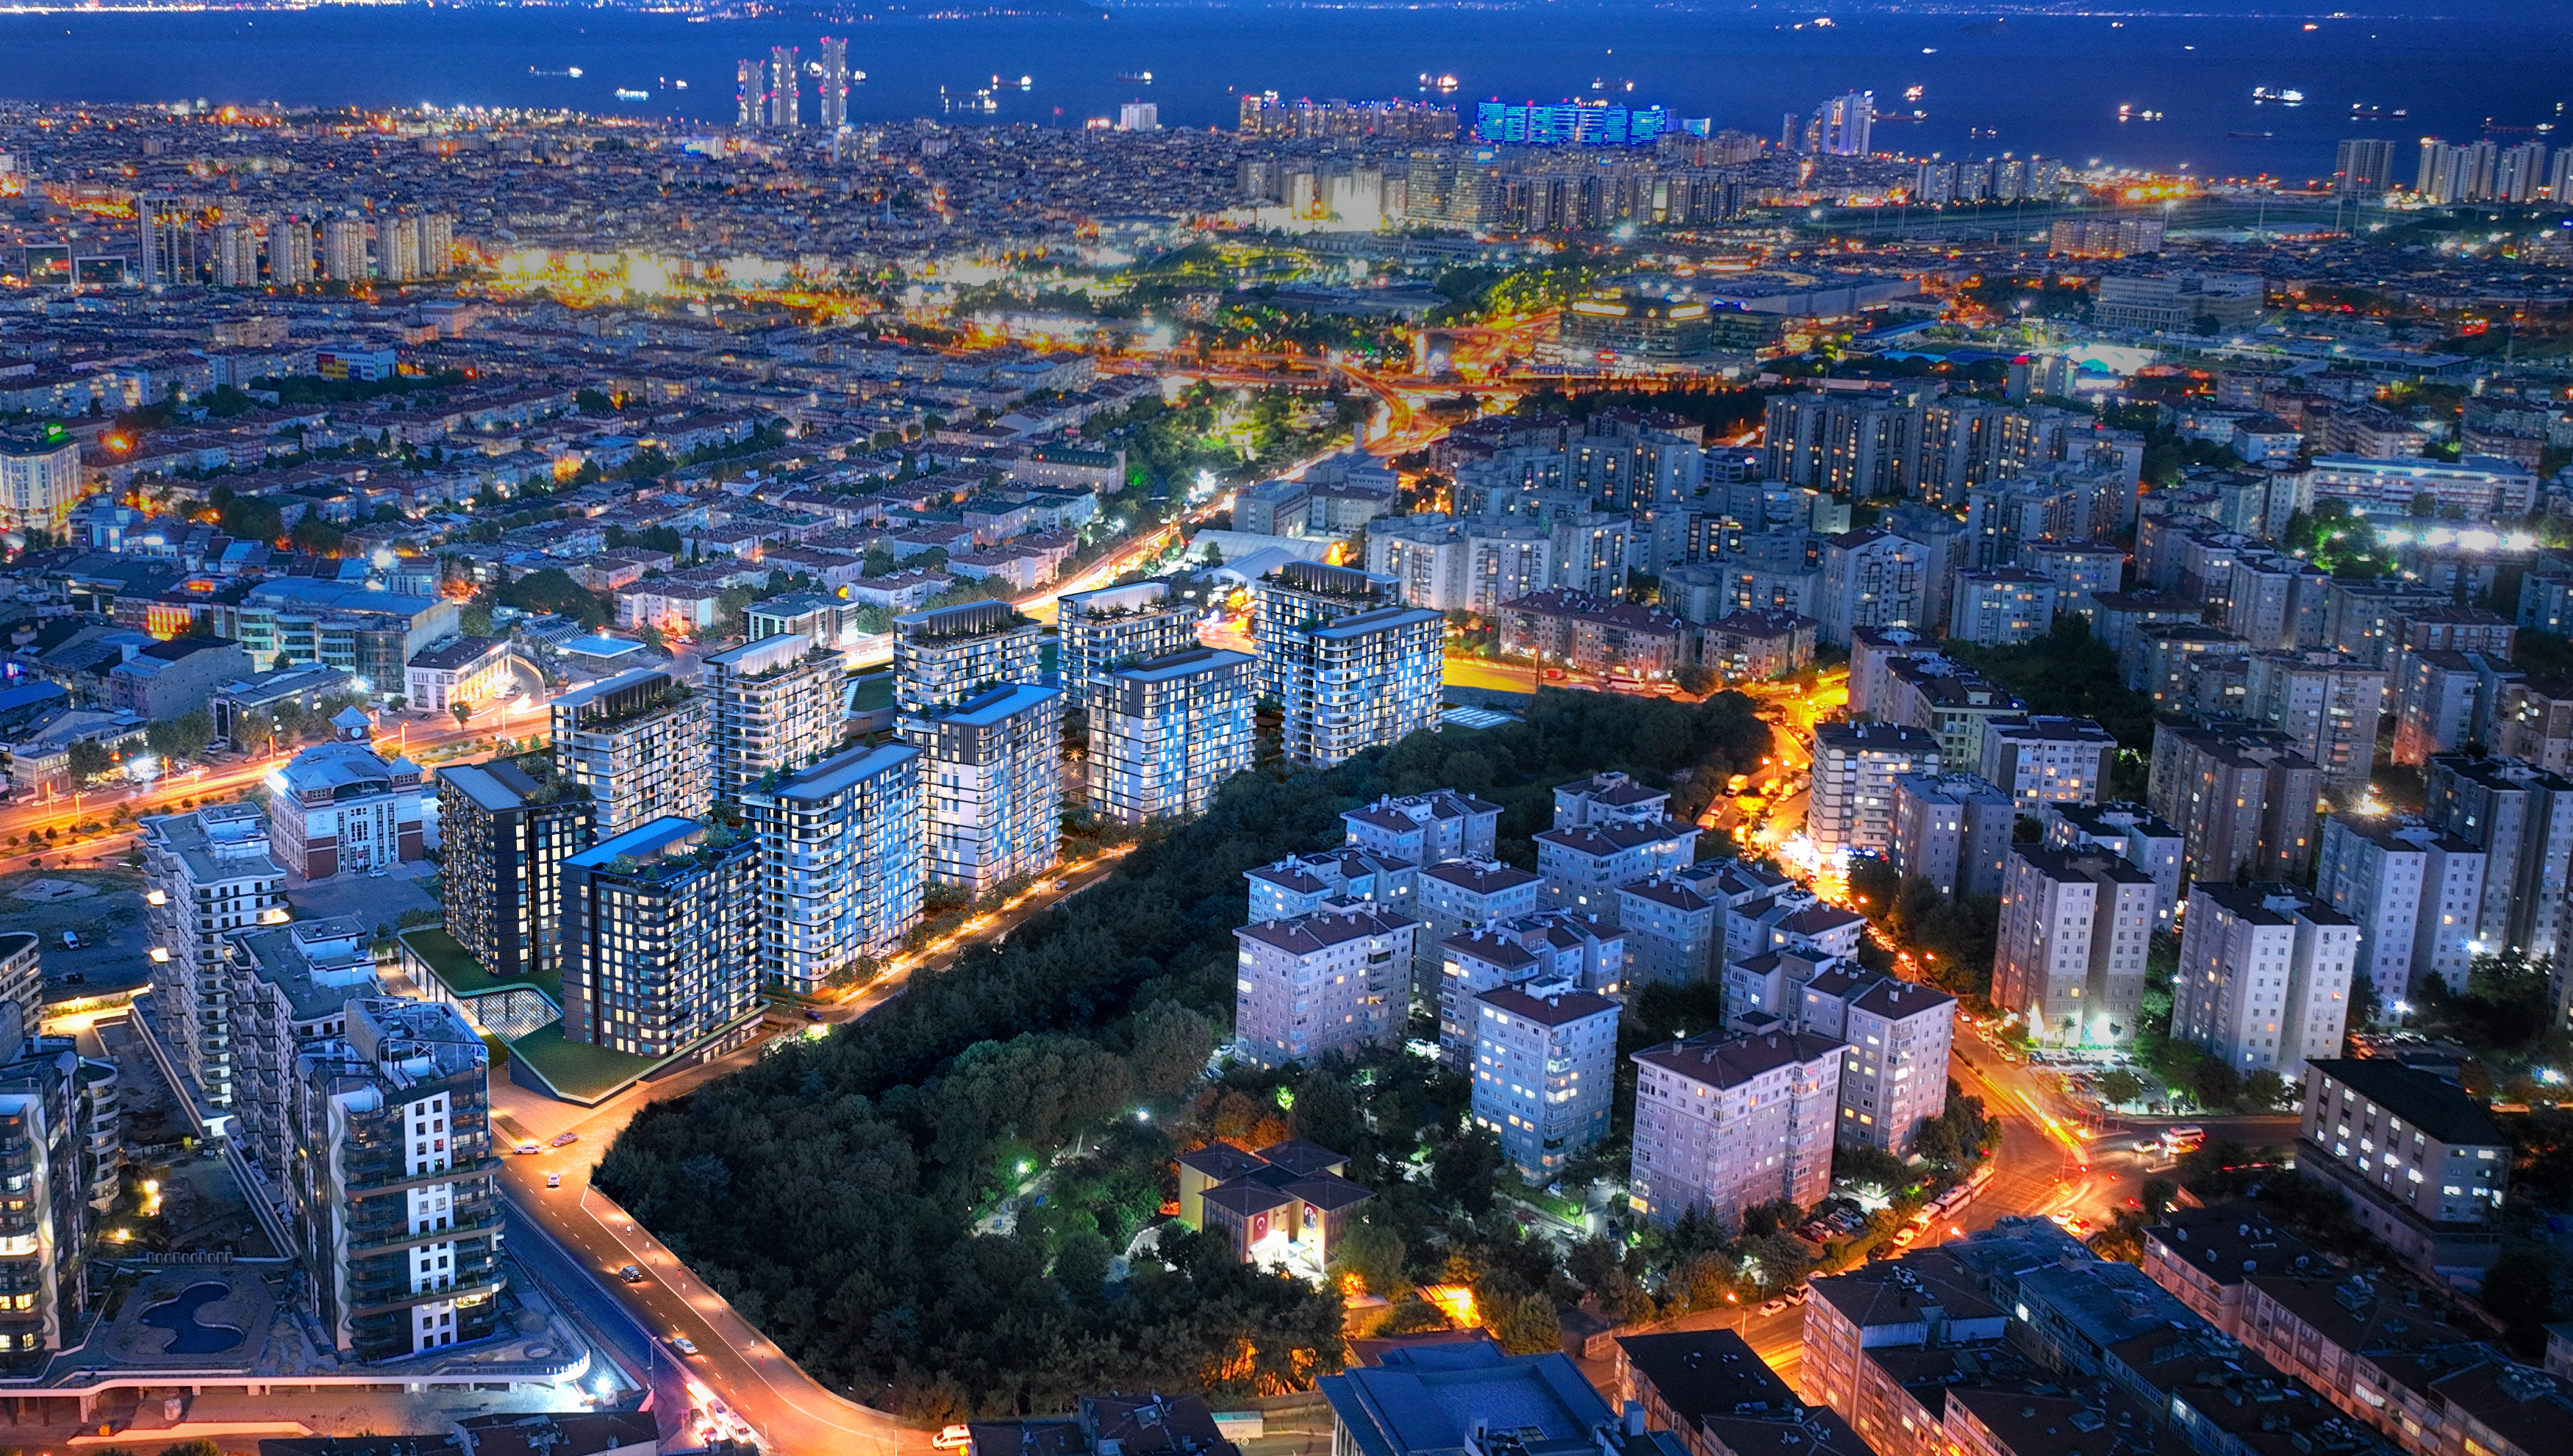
[548,667,711,837]
[1056,581,1203,711]
[703,633,846,802]
[141,803,287,1110]
[1087,647,1256,824]
[290,998,503,1361]
[434,759,596,983]
[1252,562,1443,767]
[901,683,1064,896]
[892,599,1045,713]
[560,817,763,1060]
[740,742,925,996]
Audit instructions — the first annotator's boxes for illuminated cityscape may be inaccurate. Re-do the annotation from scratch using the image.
[0,5,2565,1453]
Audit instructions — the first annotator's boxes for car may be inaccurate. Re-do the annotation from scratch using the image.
[516,1141,541,1155]
[803,1007,826,1022]
[549,1132,579,1147]
[934,1426,974,1449]
[1891,1227,1918,1247]
[2046,1211,2074,1227]
[545,1172,562,1189]
[1758,1297,1788,1316]
[57,932,77,952]
[1785,1285,1811,1306]
[671,1335,699,1355]
[2133,1138,2162,1154]
[618,1265,646,1284]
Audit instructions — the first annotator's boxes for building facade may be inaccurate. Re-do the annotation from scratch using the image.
[547,667,712,839]
[2172,883,2358,1078]
[740,742,924,996]
[702,634,845,803]
[1087,648,1256,825]
[560,817,762,1060]
[1994,845,2157,1049]
[1630,1030,1843,1228]
[1470,985,1619,1183]
[1234,906,1418,1070]
[141,803,287,1110]
[900,683,1064,897]
[435,760,595,984]
[266,737,425,881]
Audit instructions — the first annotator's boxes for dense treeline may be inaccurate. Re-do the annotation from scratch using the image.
[594,689,1771,1418]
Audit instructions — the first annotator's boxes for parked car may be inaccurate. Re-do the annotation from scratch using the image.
[57,932,77,952]
[1758,1297,1787,1316]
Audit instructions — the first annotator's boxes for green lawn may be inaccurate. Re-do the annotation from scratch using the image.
[504,1023,662,1105]
[398,926,563,1008]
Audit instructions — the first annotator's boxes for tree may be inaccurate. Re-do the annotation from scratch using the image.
[218,496,284,542]
[1329,1222,1406,1299]
[637,624,668,653]
[2243,1069,2294,1111]
[1486,1291,1561,1355]
[2096,1069,2146,1108]
[64,739,112,787]
[451,701,473,728]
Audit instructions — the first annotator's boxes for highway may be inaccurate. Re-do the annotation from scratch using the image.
[492,847,1137,1454]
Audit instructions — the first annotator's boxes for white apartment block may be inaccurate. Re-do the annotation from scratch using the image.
[1629,1030,1844,1228]
[900,683,1063,897]
[1087,647,1255,825]
[892,600,1045,714]
[1978,715,2117,811]
[702,633,845,803]
[1810,722,1939,857]
[1282,604,1445,768]
[1343,789,1502,864]
[2247,650,2386,788]
[141,804,287,1110]
[549,668,711,838]
[2173,882,2359,1077]
[1436,914,1626,1067]
[1994,844,2158,1048]
[1798,969,1955,1152]
[1817,528,1930,648]
[1472,986,1620,1183]
[1234,906,1418,1070]
[740,741,924,996]
[1533,820,1700,922]
[1947,569,2059,647]
[2313,814,2487,1011]
[1617,878,1721,988]
[1055,581,1203,712]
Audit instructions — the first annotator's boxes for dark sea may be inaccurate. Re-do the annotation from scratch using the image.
[6,4,2572,180]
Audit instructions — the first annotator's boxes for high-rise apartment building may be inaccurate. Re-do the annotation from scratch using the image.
[562,817,762,1060]
[2173,883,2359,1078]
[901,684,1063,896]
[1413,858,1544,989]
[1056,581,1201,712]
[1809,722,1939,857]
[817,37,850,129]
[1816,528,1929,647]
[1798,971,1954,1152]
[1087,647,1256,825]
[549,667,711,838]
[290,998,501,1360]
[768,46,801,128]
[268,218,315,285]
[1814,90,1874,156]
[141,803,287,1110]
[1253,562,1443,768]
[321,216,368,282]
[1616,877,1721,988]
[1628,1030,1843,1227]
[436,759,596,983]
[2145,721,2325,885]
[224,916,387,1183]
[0,1021,104,1372]
[1470,986,1618,1183]
[741,742,923,996]
[2423,754,2573,964]
[1436,913,1626,1065]
[380,214,422,282]
[2334,137,2399,196]
[1994,845,2157,1049]
[702,633,844,802]
[2313,814,2486,1011]
[1889,772,2014,900]
[1234,905,1418,1070]
[1978,715,2116,811]
[736,58,763,127]
[211,222,259,286]
[2244,650,2386,789]
[892,600,1044,714]
[2042,801,2186,927]
[137,193,195,287]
